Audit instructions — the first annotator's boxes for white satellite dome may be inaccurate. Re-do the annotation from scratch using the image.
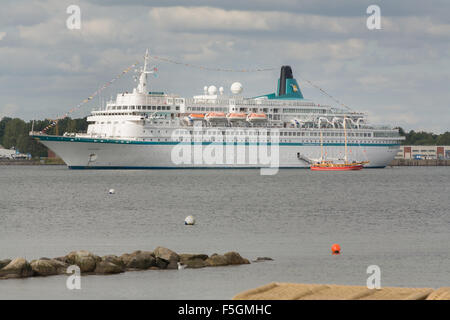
[230,82,243,95]
[219,86,224,95]
[208,85,217,95]
[203,86,208,94]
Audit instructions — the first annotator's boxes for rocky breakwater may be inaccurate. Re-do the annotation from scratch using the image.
[0,247,250,280]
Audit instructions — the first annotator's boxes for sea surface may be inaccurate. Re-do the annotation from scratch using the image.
[0,165,449,299]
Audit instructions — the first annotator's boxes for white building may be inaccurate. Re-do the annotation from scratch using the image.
[0,146,30,159]
[0,146,16,158]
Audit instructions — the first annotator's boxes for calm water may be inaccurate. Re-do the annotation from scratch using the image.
[0,165,449,299]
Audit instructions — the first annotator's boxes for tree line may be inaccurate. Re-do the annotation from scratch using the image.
[0,117,88,158]
[397,128,450,145]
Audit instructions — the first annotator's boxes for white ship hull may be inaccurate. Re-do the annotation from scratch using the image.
[36,136,399,169]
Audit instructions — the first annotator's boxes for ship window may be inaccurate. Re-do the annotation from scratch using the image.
[157,106,161,110]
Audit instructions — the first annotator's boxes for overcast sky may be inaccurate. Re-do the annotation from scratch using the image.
[1,0,449,132]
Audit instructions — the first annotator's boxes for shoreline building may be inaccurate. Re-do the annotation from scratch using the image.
[395,146,450,160]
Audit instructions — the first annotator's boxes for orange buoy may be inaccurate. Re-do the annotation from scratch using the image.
[331,243,341,255]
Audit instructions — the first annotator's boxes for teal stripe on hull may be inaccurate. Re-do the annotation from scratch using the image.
[33,135,400,147]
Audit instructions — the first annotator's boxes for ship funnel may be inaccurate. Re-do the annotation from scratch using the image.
[278,66,293,96]
[277,65,304,99]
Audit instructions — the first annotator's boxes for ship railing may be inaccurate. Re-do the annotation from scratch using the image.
[186,98,333,108]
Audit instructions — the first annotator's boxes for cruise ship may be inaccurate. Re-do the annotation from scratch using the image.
[31,51,404,170]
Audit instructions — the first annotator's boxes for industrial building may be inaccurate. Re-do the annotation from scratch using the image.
[395,146,450,160]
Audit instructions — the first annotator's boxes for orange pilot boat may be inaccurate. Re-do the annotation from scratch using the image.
[310,117,369,171]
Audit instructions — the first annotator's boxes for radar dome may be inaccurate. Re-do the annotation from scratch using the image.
[230,82,243,95]
[208,85,217,95]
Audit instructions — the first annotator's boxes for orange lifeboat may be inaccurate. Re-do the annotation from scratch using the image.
[188,113,205,121]
[227,113,247,122]
[205,112,227,122]
[247,113,267,122]
[183,113,205,124]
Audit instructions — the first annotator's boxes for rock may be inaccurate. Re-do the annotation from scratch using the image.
[205,254,229,267]
[102,255,125,268]
[179,254,208,269]
[0,258,33,279]
[155,257,169,269]
[120,251,155,270]
[149,266,160,270]
[0,259,12,269]
[179,254,209,262]
[95,261,124,274]
[167,260,179,270]
[30,258,68,276]
[54,256,68,263]
[252,257,273,262]
[184,258,207,269]
[224,252,250,265]
[154,247,179,270]
[154,247,179,262]
[65,250,100,273]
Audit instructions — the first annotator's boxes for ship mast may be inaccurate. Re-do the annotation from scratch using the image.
[320,130,324,162]
[344,116,348,163]
[137,49,153,94]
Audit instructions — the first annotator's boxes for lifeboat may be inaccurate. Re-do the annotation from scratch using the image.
[205,112,227,122]
[188,113,205,121]
[183,113,205,125]
[247,113,267,123]
[227,113,247,122]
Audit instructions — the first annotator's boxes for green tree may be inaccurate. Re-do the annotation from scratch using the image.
[0,117,13,145]
[2,118,28,150]
[404,130,437,145]
[436,132,450,145]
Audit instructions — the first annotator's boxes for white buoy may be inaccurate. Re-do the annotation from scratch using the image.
[109,189,115,194]
[184,215,195,225]
[177,262,187,270]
